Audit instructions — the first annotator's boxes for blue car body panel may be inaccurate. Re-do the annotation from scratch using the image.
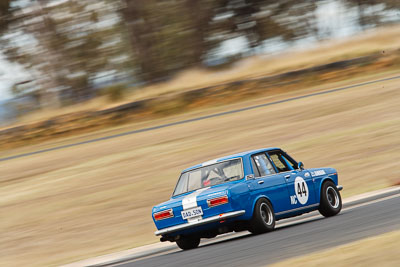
[152,148,340,237]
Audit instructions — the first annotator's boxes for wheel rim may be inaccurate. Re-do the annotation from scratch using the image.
[326,186,340,209]
[260,203,273,225]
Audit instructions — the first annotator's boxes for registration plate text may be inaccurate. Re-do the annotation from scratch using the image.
[181,207,203,220]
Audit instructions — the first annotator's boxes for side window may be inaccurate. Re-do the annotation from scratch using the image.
[251,159,260,177]
[269,152,291,172]
[282,154,296,170]
[252,154,276,177]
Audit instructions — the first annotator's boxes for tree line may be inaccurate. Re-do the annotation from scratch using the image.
[0,0,399,108]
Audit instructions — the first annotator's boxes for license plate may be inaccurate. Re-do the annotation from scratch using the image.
[181,207,203,220]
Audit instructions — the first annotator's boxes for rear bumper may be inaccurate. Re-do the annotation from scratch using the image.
[337,185,343,191]
[154,210,245,236]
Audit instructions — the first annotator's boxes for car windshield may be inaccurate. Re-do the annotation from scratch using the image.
[173,159,244,196]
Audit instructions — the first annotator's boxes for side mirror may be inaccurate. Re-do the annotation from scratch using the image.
[298,162,304,171]
[246,174,255,180]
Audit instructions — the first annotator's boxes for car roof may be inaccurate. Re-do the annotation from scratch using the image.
[182,147,281,173]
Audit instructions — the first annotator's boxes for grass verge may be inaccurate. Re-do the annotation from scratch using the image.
[0,74,399,266]
[2,25,400,151]
[270,230,400,267]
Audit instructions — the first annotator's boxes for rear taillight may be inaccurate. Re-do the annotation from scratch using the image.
[207,195,229,207]
[154,209,174,221]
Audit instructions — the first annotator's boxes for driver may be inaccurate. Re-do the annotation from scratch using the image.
[202,167,226,186]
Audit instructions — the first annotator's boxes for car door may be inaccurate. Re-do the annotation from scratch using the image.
[267,150,317,210]
[247,153,291,214]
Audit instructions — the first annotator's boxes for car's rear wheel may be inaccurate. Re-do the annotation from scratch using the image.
[319,181,342,217]
[176,236,200,250]
[249,198,275,234]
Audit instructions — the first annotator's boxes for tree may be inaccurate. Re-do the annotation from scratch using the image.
[122,0,319,83]
[122,0,216,82]
[345,0,400,29]
[0,0,13,31]
[213,0,318,47]
[1,0,132,107]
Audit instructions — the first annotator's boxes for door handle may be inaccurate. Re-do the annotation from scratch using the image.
[258,180,264,185]
[284,175,290,179]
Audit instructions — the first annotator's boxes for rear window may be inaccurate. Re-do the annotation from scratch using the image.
[173,159,243,196]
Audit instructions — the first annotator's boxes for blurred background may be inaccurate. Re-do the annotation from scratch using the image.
[0,1,400,266]
[0,0,399,120]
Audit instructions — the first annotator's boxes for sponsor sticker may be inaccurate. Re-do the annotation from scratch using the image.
[311,170,326,177]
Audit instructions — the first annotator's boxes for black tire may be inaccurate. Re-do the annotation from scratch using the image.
[176,236,200,250]
[249,198,275,234]
[319,181,342,217]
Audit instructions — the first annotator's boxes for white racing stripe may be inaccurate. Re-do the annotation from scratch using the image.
[182,188,209,223]
[182,188,209,210]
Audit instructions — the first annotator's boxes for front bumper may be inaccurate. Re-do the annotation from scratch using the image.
[154,210,245,236]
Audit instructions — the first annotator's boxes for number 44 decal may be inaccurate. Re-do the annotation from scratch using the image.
[297,181,307,197]
[291,177,309,205]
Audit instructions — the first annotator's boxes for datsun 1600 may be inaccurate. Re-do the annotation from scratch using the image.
[152,148,343,250]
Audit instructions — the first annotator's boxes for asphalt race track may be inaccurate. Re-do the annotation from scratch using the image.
[117,195,400,267]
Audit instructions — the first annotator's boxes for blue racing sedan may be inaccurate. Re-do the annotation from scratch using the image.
[152,148,343,250]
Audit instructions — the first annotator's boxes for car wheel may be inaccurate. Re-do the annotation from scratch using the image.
[176,236,200,250]
[249,198,275,234]
[319,181,342,217]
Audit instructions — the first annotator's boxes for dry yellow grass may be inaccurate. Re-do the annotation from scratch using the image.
[8,25,400,127]
[125,26,400,102]
[1,71,399,266]
[270,230,400,267]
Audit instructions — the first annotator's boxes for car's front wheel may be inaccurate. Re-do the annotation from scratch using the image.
[176,236,200,250]
[249,198,275,234]
[319,181,342,217]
